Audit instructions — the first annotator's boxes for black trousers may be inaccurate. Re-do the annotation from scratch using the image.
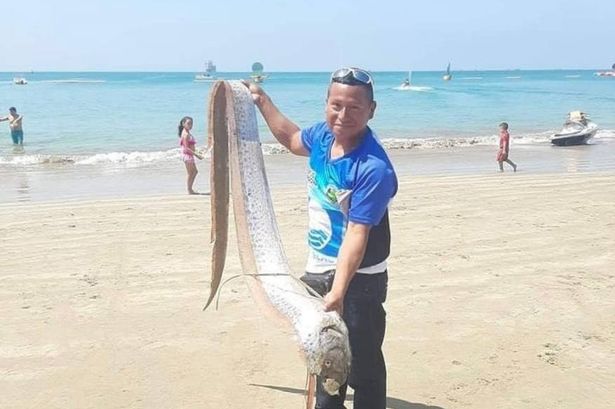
[300,271,388,409]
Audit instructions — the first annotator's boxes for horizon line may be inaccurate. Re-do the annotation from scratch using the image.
[0,67,608,74]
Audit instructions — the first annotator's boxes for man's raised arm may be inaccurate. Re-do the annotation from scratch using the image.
[242,81,308,156]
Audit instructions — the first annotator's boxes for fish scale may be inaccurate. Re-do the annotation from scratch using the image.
[206,80,351,404]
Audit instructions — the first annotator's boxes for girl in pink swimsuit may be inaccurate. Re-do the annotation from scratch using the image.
[178,116,203,194]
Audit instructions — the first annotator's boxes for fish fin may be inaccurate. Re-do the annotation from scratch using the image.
[204,81,230,310]
[305,372,316,409]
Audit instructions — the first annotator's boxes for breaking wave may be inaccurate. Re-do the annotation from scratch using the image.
[1,129,613,165]
[0,149,182,166]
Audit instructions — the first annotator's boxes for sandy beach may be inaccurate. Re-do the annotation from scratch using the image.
[1,170,614,409]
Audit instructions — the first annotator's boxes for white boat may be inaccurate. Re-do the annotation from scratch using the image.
[250,62,267,83]
[551,111,598,146]
[13,77,27,85]
[194,61,218,82]
[250,74,268,83]
[595,63,615,77]
[442,62,452,81]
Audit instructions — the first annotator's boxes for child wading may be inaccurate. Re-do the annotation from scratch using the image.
[497,122,517,172]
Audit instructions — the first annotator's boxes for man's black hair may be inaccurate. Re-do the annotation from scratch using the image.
[329,72,374,102]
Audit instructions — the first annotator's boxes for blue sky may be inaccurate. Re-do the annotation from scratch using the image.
[1,0,613,71]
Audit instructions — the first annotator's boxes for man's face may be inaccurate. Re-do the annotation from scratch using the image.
[9,109,16,115]
[325,82,376,142]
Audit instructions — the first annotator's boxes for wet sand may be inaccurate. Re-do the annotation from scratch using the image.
[2,141,615,203]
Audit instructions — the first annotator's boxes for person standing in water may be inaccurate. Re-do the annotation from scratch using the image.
[497,122,517,172]
[0,107,24,145]
[178,116,203,194]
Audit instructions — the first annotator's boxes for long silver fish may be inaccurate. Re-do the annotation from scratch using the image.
[204,80,351,402]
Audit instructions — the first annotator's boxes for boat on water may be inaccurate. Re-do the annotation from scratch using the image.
[442,62,452,81]
[13,77,27,85]
[250,62,267,83]
[399,71,411,89]
[194,60,218,82]
[551,111,598,146]
[250,74,268,83]
[395,71,432,91]
[595,63,615,77]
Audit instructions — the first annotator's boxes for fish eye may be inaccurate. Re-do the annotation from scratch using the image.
[324,360,331,367]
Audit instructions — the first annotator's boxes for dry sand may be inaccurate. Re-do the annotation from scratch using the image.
[1,172,614,408]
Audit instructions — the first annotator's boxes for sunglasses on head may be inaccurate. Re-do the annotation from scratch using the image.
[330,67,374,86]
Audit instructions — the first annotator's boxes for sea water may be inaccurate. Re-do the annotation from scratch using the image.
[1,70,614,162]
[1,70,614,201]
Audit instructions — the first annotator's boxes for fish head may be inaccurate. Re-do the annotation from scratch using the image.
[313,315,351,395]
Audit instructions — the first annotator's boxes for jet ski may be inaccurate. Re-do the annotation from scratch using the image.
[551,111,598,146]
[399,79,411,89]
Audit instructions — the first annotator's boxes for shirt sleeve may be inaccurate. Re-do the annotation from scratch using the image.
[300,122,324,153]
[349,162,397,226]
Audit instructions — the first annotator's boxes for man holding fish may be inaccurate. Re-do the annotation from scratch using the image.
[245,67,397,409]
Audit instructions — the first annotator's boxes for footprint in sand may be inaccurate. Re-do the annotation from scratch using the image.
[537,343,561,365]
[79,274,98,287]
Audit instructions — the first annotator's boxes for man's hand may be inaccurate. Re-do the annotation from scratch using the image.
[324,290,344,315]
[241,80,267,106]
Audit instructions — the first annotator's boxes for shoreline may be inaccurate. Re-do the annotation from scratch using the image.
[2,142,615,204]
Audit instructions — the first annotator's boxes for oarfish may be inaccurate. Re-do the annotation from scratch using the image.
[204,80,351,403]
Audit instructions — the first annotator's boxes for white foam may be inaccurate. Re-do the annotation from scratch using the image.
[0,149,181,166]
[594,129,615,140]
[2,130,613,166]
[75,149,179,165]
[261,143,290,155]
[258,129,615,154]
[0,154,78,165]
[393,85,433,92]
[40,79,106,84]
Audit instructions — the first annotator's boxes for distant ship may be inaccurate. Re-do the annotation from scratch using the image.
[442,62,452,81]
[194,61,218,82]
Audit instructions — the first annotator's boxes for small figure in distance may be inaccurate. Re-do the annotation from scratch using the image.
[497,122,517,172]
[0,107,24,146]
[178,116,203,194]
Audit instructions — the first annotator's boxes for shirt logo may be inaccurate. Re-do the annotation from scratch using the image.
[324,185,350,205]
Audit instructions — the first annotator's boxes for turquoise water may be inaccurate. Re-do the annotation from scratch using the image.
[1,70,614,164]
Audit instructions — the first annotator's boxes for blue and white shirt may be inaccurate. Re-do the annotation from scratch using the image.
[301,122,398,274]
